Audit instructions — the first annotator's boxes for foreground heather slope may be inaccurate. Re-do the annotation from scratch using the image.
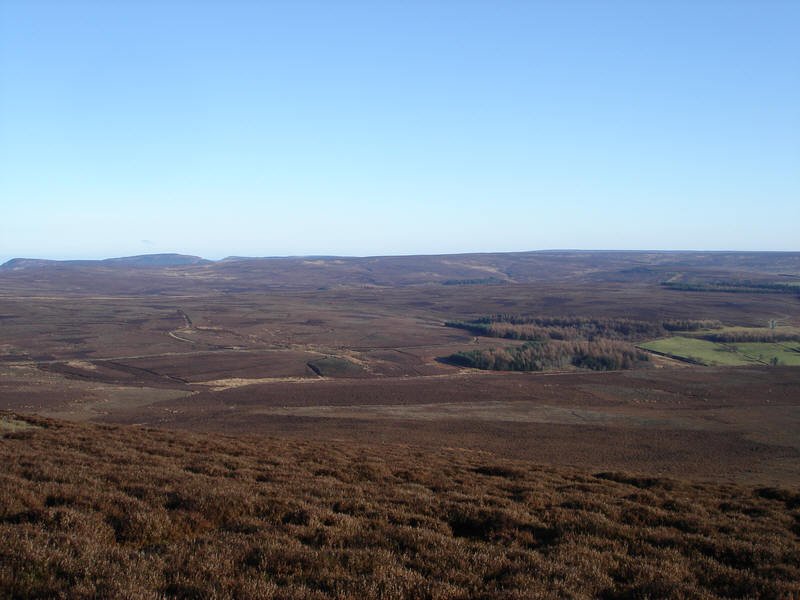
[1,412,798,599]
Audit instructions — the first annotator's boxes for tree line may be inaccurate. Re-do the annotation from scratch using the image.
[441,277,505,286]
[662,282,800,295]
[698,330,800,343]
[446,316,723,342]
[662,319,724,331]
[448,340,650,372]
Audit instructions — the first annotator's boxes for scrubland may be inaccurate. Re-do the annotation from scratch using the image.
[2,412,799,599]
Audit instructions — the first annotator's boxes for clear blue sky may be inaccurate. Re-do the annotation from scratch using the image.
[1,1,798,262]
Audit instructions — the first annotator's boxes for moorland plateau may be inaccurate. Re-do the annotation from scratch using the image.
[1,250,799,598]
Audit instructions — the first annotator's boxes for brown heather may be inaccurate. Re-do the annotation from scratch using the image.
[1,412,799,600]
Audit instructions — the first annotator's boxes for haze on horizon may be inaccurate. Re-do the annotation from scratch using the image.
[1,1,798,265]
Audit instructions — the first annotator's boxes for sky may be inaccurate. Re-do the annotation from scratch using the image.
[1,1,798,262]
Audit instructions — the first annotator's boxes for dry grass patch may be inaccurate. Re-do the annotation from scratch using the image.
[0,414,39,433]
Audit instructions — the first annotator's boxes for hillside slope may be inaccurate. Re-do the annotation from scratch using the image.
[1,413,798,599]
[0,253,209,270]
[1,251,799,294]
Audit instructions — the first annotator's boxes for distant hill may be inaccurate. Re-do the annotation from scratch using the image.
[102,254,212,267]
[1,250,799,295]
[0,253,211,270]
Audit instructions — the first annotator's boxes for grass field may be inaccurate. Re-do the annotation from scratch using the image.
[638,336,800,366]
[638,337,754,366]
[734,342,800,366]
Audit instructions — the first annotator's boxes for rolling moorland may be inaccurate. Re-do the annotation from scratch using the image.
[1,250,800,598]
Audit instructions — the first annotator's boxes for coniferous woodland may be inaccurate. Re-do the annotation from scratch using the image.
[662,281,800,295]
[443,316,728,372]
[445,316,722,343]
[449,340,650,372]
[662,319,725,332]
[697,330,800,343]
[441,277,505,286]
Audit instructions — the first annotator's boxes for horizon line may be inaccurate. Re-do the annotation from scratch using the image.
[3,247,800,266]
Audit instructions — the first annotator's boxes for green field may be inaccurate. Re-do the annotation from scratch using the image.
[638,337,754,366]
[638,336,800,366]
[733,342,800,366]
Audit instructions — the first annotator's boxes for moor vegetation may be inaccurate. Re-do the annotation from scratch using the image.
[2,413,799,599]
[2,252,800,598]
